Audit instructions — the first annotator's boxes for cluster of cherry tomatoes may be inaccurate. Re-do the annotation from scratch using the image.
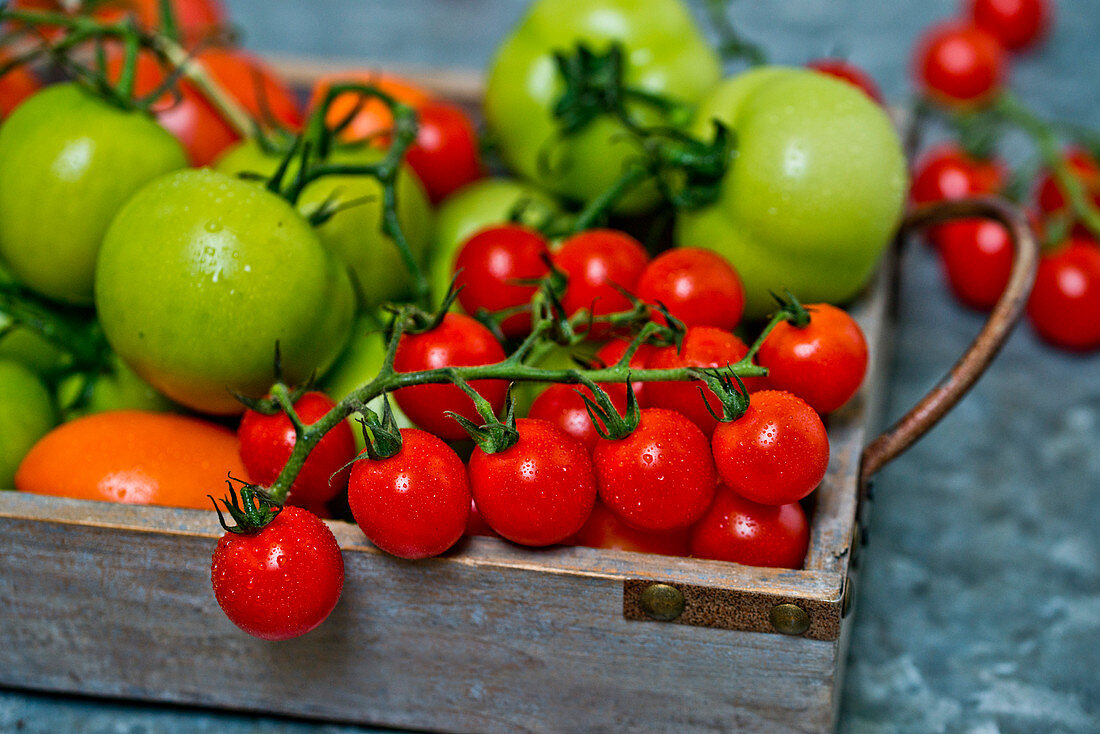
[908,0,1100,351]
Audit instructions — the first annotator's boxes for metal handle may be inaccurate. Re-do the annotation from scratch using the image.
[859,196,1039,487]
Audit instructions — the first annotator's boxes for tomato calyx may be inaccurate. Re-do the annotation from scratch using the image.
[210,476,282,535]
[356,394,404,461]
[445,379,520,454]
[694,367,751,423]
[578,375,641,441]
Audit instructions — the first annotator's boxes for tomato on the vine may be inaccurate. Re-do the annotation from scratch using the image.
[569,501,690,557]
[968,0,1051,52]
[348,428,471,559]
[592,338,657,407]
[405,101,486,204]
[211,505,344,641]
[553,229,649,337]
[910,144,1006,207]
[528,383,617,454]
[238,391,357,515]
[469,418,597,546]
[711,390,830,506]
[0,58,38,118]
[392,313,508,441]
[95,168,355,415]
[0,83,187,305]
[806,58,884,104]
[757,304,869,414]
[11,0,226,46]
[485,0,721,214]
[689,486,809,569]
[310,72,433,143]
[0,359,57,489]
[935,218,1015,311]
[593,407,717,532]
[1026,237,1100,351]
[453,224,551,338]
[913,20,1007,108]
[1034,148,1100,234]
[634,247,745,331]
[644,326,759,438]
[675,66,907,318]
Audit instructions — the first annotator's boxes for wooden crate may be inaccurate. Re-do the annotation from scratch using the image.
[0,60,1038,733]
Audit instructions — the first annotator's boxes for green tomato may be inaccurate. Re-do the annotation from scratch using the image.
[430,177,562,304]
[95,168,355,415]
[675,67,909,319]
[56,353,177,419]
[216,140,434,308]
[0,83,187,305]
[484,0,721,215]
[0,359,57,488]
[0,312,71,375]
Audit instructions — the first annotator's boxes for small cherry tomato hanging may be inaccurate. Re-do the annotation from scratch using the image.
[711,390,830,506]
[968,0,1051,52]
[913,20,1007,108]
[405,101,486,204]
[935,218,1015,311]
[634,247,746,331]
[552,229,649,339]
[689,486,810,569]
[1026,237,1100,351]
[527,383,617,455]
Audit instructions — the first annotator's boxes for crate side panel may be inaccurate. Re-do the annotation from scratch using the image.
[0,516,841,734]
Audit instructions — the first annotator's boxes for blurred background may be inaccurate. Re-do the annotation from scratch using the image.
[2,2,1098,733]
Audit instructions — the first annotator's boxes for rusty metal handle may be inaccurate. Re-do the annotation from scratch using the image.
[859,196,1039,486]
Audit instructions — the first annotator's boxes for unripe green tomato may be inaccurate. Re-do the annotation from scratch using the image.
[95,169,355,415]
[56,353,177,420]
[430,177,562,304]
[216,140,434,308]
[0,313,72,375]
[675,67,909,319]
[0,83,187,305]
[0,359,58,488]
[484,0,721,215]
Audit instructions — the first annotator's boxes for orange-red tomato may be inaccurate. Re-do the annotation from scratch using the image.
[0,58,39,118]
[309,72,433,143]
[11,0,227,46]
[16,410,249,510]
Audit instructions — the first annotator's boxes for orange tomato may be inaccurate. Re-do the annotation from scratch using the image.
[16,410,249,510]
[309,72,433,143]
[10,0,226,46]
[0,58,38,118]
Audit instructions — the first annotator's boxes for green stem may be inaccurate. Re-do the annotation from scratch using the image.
[0,287,107,370]
[703,0,767,67]
[732,308,788,371]
[568,162,650,234]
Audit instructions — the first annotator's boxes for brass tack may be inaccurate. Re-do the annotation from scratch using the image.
[639,583,685,621]
[769,603,811,636]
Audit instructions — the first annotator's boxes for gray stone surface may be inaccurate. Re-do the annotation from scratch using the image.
[3,1,1099,732]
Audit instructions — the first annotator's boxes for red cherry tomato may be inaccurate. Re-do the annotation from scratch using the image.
[968,0,1051,52]
[108,46,301,166]
[453,224,551,338]
[1035,149,1100,236]
[238,391,357,514]
[935,218,1015,311]
[527,383,617,454]
[0,59,39,118]
[634,247,746,331]
[569,502,690,557]
[806,58,884,104]
[910,144,1006,246]
[1026,237,1100,351]
[914,21,1007,108]
[757,304,869,414]
[465,498,498,537]
[552,229,649,339]
[689,486,809,569]
[210,506,344,641]
[468,418,597,546]
[393,313,508,441]
[711,390,830,506]
[592,408,718,532]
[644,326,760,438]
[405,101,485,204]
[11,0,226,45]
[348,428,471,559]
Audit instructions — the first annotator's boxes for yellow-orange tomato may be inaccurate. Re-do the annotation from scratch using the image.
[16,410,249,510]
[309,72,433,142]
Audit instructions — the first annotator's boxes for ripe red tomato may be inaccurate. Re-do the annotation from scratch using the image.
[1026,237,1100,351]
[468,418,597,546]
[0,59,39,118]
[592,408,717,532]
[711,390,830,506]
[1035,148,1100,235]
[910,144,1006,206]
[237,391,356,515]
[348,428,471,559]
[109,47,301,166]
[644,326,761,437]
[757,304,869,414]
[11,0,226,45]
[913,21,1007,108]
[453,224,551,338]
[405,101,485,204]
[689,486,809,569]
[935,218,1015,311]
[806,58,884,104]
[393,313,508,441]
[968,0,1051,51]
[569,502,690,557]
[552,229,649,338]
[634,247,746,331]
[527,383,617,454]
[210,505,344,641]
